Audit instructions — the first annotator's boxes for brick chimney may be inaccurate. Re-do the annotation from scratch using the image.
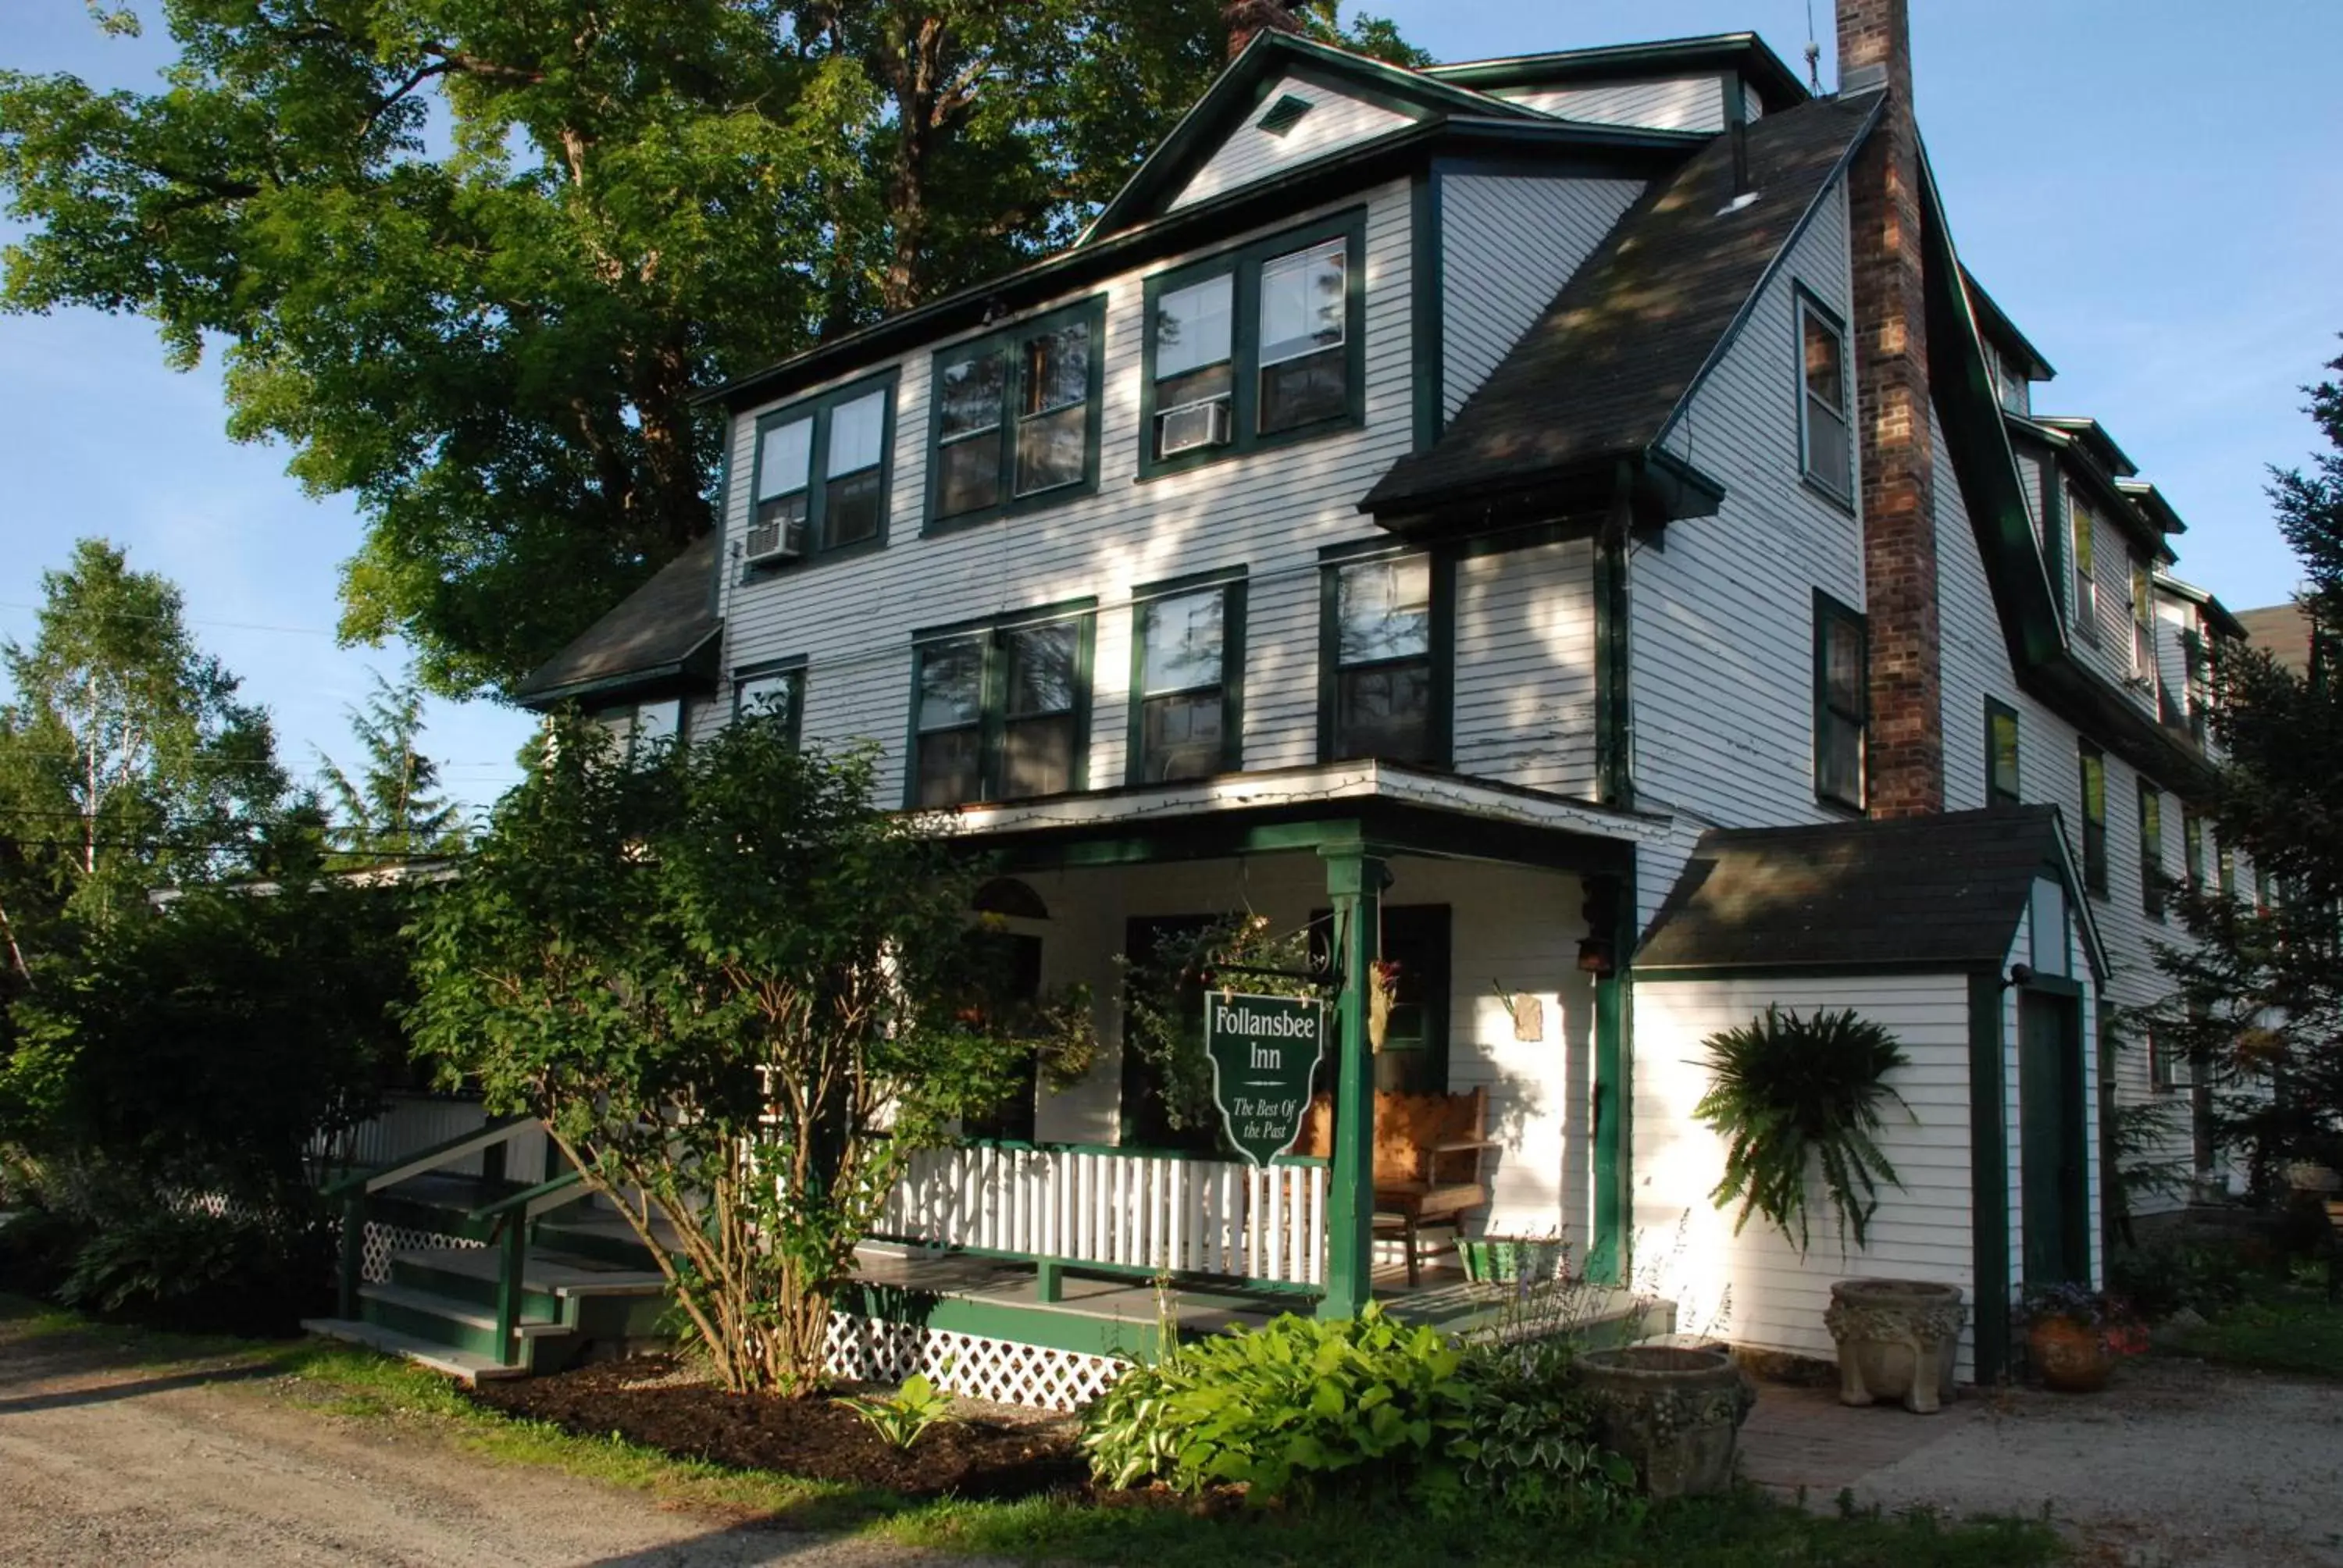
[1839,0,1943,818]
[1226,1,1305,61]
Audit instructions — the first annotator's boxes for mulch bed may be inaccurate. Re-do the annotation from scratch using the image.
[468,1355,1088,1500]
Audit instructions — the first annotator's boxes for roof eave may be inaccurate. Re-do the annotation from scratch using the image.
[513,626,722,712]
[1427,31,1810,112]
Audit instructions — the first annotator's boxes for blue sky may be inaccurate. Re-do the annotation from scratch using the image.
[4,1,2338,819]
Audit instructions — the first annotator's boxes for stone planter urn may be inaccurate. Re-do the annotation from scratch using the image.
[1824,1278,1966,1414]
[1574,1345,1756,1499]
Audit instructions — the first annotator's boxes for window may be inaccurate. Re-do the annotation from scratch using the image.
[2130,557,2157,684]
[1129,573,1246,784]
[2069,492,2099,641]
[590,697,683,764]
[909,605,1095,807]
[1796,289,1853,504]
[2147,1024,2176,1096]
[927,299,1104,529]
[1813,592,1868,811]
[747,375,896,568]
[2138,778,2166,919]
[2077,740,2108,896]
[1321,551,1446,764]
[733,661,805,744]
[2184,633,2211,744]
[2184,808,2206,892]
[1985,699,2021,808]
[2218,843,2236,899]
[1140,212,1366,476]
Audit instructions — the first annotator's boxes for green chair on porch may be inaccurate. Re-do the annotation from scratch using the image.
[1297,1086,1497,1286]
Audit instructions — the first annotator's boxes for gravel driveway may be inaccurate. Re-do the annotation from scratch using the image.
[0,1319,950,1567]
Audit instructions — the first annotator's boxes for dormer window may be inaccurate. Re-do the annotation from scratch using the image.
[2129,557,2157,684]
[2068,491,2099,642]
[1796,288,1853,505]
[1140,211,1366,478]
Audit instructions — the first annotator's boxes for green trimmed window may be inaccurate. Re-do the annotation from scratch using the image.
[1141,211,1367,477]
[747,373,896,568]
[2184,632,2211,743]
[1985,698,2021,808]
[2184,808,2206,891]
[2069,490,2099,642]
[2218,842,2236,898]
[928,299,1105,529]
[910,605,1096,807]
[1321,551,1447,764]
[590,697,682,764]
[1813,591,1867,811]
[2138,778,2166,919]
[2130,556,2157,683]
[2148,1024,2177,1095]
[1129,574,1246,784]
[1796,288,1852,504]
[2078,740,2108,896]
[733,661,804,744]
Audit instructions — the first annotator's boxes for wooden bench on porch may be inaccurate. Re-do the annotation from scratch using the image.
[1297,1085,1498,1285]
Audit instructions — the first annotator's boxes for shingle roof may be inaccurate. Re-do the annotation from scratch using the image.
[1363,91,1881,522]
[512,531,722,707]
[1638,806,2098,974]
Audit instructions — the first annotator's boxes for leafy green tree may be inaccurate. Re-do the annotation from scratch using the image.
[316,670,465,863]
[408,711,1093,1392]
[0,2,1418,698]
[2149,345,2343,1185]
[0,538,290,949]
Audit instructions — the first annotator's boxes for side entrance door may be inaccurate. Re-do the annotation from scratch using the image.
[2018,989,2091,1286]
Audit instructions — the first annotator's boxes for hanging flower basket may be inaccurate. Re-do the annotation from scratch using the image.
[1454,1235,1564,1285]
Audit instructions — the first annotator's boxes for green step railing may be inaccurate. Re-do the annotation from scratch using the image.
[331,1114,555,1327]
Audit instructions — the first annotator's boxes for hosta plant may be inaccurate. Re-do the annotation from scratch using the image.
[1693,1006,1913,1255]
[833,1372,956,1451]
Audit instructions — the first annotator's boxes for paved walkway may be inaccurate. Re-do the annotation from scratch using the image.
[1738,1380,1976,1498]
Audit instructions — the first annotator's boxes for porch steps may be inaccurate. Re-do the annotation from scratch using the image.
[298,1316,531,1384]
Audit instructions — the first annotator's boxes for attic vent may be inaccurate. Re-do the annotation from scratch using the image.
[1257,94,1314,137]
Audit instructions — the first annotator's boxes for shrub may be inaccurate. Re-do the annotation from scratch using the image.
[1442,1338,1636,1523]
[2109,1238,2251,1319]
[1082,1303,1472,1501]
[0,1203,93,1299]
[55,1206,331,1335]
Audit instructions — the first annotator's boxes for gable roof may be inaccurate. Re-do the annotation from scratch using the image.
[1361,91,1881,528]
[1425,31,1810,115]
[1960,267,2056,383]
[513,531,722,708]
[1082,30,1542,245]
[1638,805,2109,978]
[2154,572,2247,640]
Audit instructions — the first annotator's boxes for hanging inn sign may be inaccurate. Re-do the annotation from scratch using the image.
[1202,992,1328,1167]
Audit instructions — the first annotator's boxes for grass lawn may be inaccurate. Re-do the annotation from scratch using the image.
[0,1292,2063,1566]
[2171,1268,2343,1381]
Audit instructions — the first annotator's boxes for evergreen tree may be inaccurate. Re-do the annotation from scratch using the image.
[316,671,465,864]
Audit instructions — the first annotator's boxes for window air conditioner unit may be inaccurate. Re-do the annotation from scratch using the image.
[744,514,808,565]
[1157,396,1233,456]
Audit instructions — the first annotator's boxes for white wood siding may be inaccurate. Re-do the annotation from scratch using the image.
[1497,76,1726,131]
[718,184,1420,804]
[1171,79,1414,211]
[1452,538,1598,795]
[1629,175,1861,908]
[1633,975,1981,1378]
[1007,854,1595,1245]
[1439,174,1645,419]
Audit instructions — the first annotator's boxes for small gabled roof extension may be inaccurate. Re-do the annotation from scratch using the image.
[1082,30,1542,245]
[1960,268,2056,383]
[2154,572,2247,640]
[513,531,722,709]
[2006,413,2174,562]
[1425,31,1810,115]
[1638,805,2109,980]
[1361,91,1882,530]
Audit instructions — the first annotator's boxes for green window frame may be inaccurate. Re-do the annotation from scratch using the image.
[925,297,1107,533]
[1985,698,2021,808]
[732,658,806,746]
[907,601,1097,808]
[2077,739,2109,897]
[2069,488,2100,643]
[2130,556,2157,683]
[1318,544,1452,767]
[2183,807,2206,892]
[744,370,898,573]
[1128,569,1247,785]
[2184,631,2211,744]
[2217,842,2236,899]
[2147,1023,2177,1095]
[2138,777,2166,920]
[1795,286,1853,508]
[1813,590,1868,811]
[1139,208,1369,481]
[589,697,683,764]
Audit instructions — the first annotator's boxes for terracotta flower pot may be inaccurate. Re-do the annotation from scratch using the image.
[1574,1345,1755,1499]
[1823,1278,1967,1414]
[2027,1317,2113,1392]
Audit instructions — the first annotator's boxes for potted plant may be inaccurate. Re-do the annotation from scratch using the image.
[1572,1344,1756,1499]
[1454,1233,1564,1285]
[2018,1283,2145,1393]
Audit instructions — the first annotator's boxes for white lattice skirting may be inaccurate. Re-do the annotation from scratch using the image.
[824,1312,1125,1411]
[358,1221,482,1285]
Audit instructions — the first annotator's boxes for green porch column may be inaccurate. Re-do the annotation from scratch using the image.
[1318,844,1387,1319]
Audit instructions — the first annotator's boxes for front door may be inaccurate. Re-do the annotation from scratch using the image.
[2018,990,2090,1286]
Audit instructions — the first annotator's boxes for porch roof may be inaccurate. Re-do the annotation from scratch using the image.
[922,759,1667,874]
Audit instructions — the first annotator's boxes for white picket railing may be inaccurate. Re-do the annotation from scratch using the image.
[879,1144,1328,1288]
